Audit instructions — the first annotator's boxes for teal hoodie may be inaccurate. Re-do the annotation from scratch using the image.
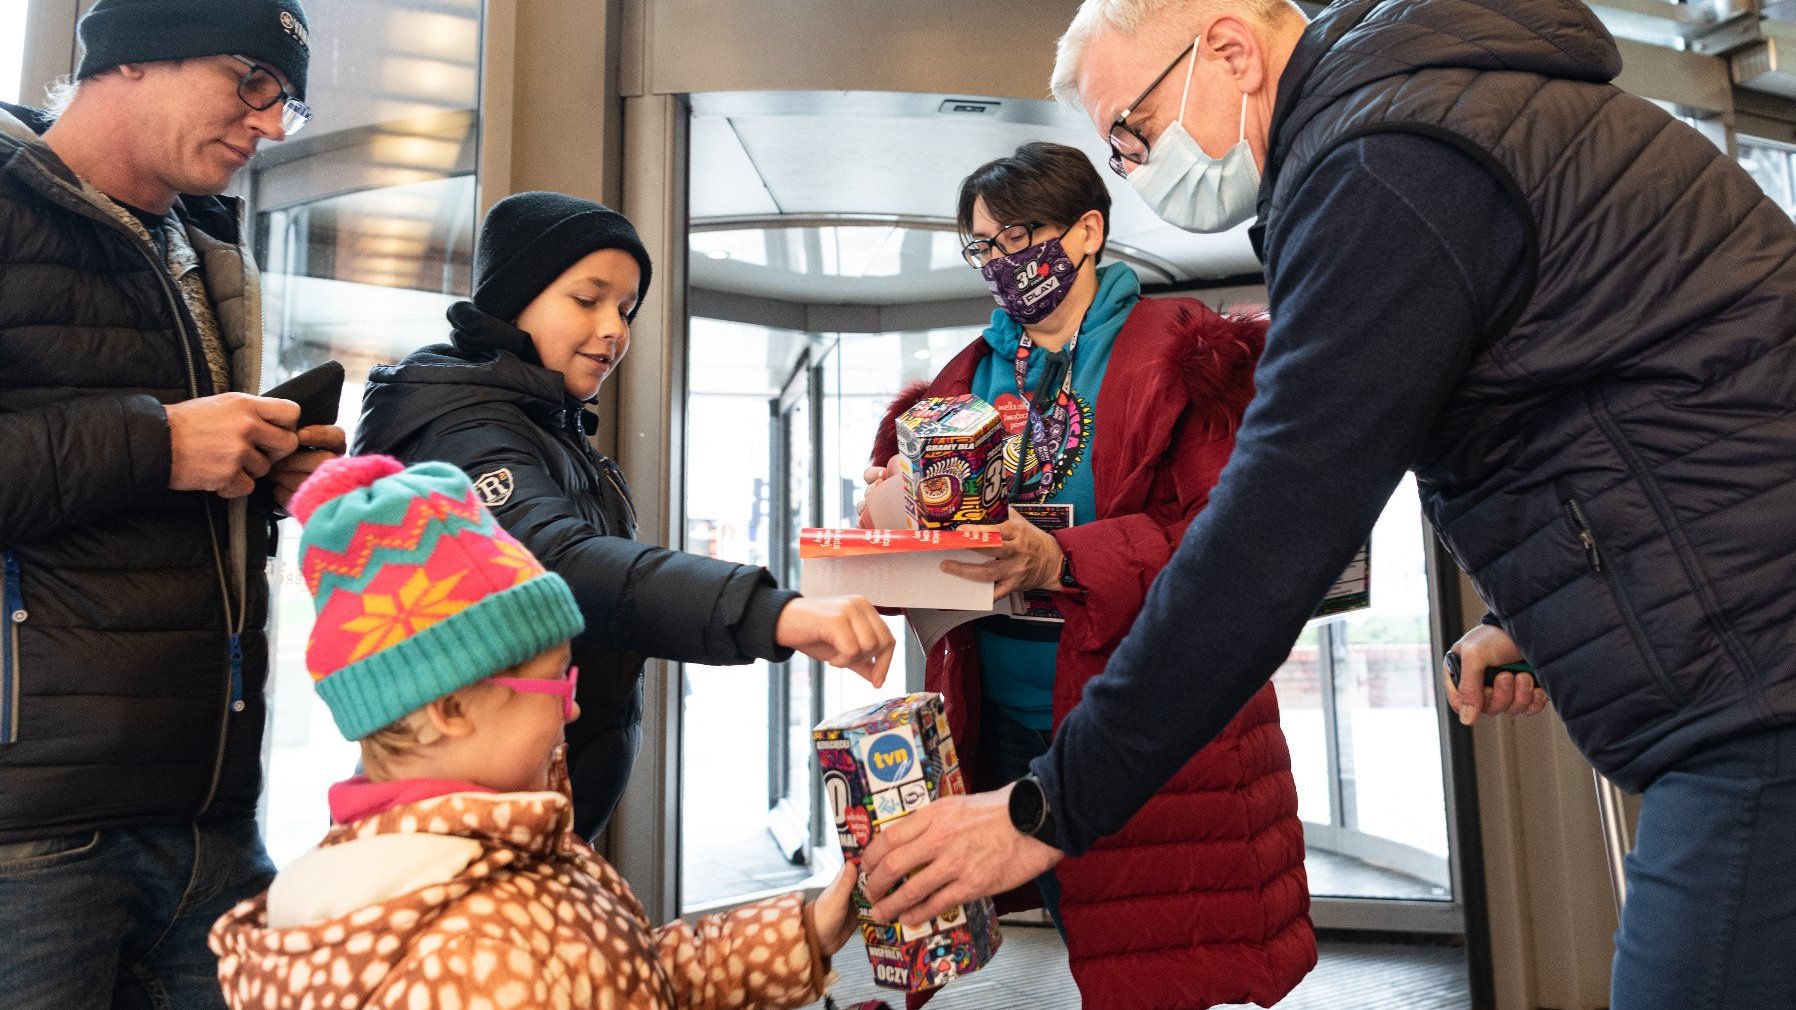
[970,262,1141,730]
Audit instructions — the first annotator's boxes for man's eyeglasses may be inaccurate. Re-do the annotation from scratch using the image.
[228,55,312,136]
[961,221,1046,268]
[490,665,580,723]
[1106,39,1197,177]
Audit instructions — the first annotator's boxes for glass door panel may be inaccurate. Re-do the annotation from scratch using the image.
[1275,475,1454,904]
[257,174,476,868]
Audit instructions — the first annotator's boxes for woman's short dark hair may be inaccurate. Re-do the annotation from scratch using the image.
[956,141,1111,262]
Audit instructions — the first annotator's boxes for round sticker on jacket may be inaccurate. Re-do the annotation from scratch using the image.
[472,468,515,507]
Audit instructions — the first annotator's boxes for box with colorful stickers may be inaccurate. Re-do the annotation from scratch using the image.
[813,693,1002,992]
[894,394,1009,529]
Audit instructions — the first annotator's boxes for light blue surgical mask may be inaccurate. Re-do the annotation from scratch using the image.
[1126,42,1261,233]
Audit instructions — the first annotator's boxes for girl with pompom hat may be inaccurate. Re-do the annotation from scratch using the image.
[354,193,895,837]
[208,454,860,1010]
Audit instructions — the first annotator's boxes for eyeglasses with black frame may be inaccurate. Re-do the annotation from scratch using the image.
[1105,39,1197,177]
[227,55,312,136]
[961,220,1047,268]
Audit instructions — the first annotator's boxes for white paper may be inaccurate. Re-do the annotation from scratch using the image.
[800,549,996,611]
[904,596,1020,652]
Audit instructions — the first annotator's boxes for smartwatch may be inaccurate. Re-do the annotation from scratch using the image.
[1058,551,1081,591]
[1008,773,1062,849]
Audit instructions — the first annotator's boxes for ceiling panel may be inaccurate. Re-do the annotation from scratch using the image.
[689,92,1261,301]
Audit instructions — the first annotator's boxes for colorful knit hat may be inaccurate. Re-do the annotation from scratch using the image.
[290,455,585,740]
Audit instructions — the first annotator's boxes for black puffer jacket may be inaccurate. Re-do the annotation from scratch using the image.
[356,302,796,835]
[0,103,273,841]
[1258,0,1796,789]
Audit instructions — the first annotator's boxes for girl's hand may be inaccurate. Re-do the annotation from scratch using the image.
[810,861,859,956]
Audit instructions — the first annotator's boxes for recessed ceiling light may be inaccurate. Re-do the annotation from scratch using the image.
[706,249,731,260]
[913,349,930,360]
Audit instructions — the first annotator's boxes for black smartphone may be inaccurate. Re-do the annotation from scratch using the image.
[1444,651,1536,690]
[262,360,345,429]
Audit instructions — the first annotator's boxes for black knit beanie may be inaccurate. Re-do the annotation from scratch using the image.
[473,192,654,324]
[77,0,311,101]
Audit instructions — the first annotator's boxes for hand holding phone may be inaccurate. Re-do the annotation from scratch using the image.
[1443,622,1548,724]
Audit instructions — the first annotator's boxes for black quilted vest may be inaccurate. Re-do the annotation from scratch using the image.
[1256,0,1796,789]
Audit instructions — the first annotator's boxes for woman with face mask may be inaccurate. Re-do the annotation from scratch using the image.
[861,143,1315,1009]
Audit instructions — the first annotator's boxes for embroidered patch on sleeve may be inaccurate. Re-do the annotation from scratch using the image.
[472,468,515,508]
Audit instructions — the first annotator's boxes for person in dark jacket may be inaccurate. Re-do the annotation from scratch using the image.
[861,143,1313,1009]
[355,192,895,838]
[861,1,1796,1006]
[0,1,343,1007]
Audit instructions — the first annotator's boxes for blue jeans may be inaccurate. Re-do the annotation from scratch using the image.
[0,818,275,1010]
[1611,724,1796,1008]
[978,701,1066,937]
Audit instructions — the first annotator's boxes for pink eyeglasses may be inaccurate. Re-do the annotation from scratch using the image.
[489,665,579,722]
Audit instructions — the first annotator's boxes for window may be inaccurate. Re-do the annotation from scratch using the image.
[1,0,27,106]
[255,0,482,868]
[1738,136,1796,216]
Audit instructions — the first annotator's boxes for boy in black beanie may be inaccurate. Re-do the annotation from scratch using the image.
[355,192,896,838]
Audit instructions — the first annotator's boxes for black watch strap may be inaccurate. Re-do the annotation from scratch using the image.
[1058,551,1080,590]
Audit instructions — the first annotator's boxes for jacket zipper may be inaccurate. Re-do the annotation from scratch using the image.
[16,151,244,793]
[127,216,242,812]
[1562,497,1684,704]
[599,462,638,534]
[2,549,22,745]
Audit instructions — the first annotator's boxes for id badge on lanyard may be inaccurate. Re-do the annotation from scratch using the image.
[1002,334,1076,503]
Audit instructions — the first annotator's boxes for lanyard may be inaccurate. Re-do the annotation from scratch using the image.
[1008,333,1076,502]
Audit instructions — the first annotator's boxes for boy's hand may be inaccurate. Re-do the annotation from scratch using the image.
[809,861,859,956]
[776,595,895,687]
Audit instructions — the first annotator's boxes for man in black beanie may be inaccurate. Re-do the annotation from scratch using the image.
[0,2,344,1006]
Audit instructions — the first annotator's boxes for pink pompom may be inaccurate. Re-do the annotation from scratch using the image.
[290,454,406,524]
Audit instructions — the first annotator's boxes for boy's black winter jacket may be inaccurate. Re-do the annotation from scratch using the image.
[357,302,795,835]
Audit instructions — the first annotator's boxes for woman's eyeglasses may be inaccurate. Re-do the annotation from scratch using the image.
[961,221,1045,268]
[227,55,312,136]
[489,665,580,722]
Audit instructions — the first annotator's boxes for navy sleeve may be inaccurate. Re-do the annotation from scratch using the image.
[1032,132,1528,854]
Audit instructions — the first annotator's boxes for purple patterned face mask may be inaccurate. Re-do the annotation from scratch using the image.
[980,232,1084,324]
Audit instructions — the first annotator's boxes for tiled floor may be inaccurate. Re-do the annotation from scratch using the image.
[1304,847,1450,901]
[806,925,1472,1010]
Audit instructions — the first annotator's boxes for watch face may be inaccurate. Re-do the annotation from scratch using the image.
[1009,776,1045,834]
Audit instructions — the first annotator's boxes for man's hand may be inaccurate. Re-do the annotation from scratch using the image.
[859,784,1064,928]
[938,511,1064,599]
[268,424,348,508]
[775,595,895,687]
[166,393,302,499]
[1445,623,1548,726]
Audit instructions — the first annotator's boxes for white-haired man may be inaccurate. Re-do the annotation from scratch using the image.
[0,1,343,1005]
[862,1,1796,1005]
